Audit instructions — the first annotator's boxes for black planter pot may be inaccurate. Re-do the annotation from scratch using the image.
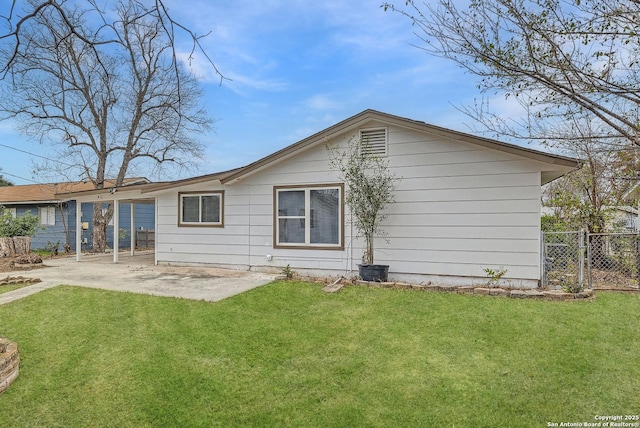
[358,264,390,282]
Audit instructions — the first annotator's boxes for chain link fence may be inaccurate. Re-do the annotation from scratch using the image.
[587,233,640,290]
[541,231,585,291]
[541,231,640,290]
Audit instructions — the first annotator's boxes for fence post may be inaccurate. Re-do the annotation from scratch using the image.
[579,229,585,288]
[636,233,640,291]
[586,232,592,290]
[541,231,546,288]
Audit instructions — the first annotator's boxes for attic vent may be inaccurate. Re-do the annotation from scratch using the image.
[359,127,388,156]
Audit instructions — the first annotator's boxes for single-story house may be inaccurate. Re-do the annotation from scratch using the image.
[59,110,580,287]
[0,179,155,252]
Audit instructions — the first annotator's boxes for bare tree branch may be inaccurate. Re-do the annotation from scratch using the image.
[0,0,215,251]
[384,0,640,146]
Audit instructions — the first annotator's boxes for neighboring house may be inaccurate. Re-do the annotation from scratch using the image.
[62,110,580,287]
[606,206,638,232]
[0,179,155,252]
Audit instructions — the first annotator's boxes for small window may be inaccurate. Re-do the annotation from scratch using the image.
[360,127,388,156]
[274,184,343,249]
[179,191,224,227]
[39,206,56,226]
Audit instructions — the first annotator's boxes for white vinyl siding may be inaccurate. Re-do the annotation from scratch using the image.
[151,118,565,287]
[39,206,55,226]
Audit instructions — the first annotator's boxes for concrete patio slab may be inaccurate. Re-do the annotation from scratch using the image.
[0,251,278,305]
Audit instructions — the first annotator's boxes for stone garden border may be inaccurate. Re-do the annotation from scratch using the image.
[352,280,594,300]
[0,338,19,394]
[0,276,41,287]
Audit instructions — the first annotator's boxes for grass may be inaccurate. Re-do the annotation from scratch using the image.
[0,283,31,295]
[0,282,639,427]
[30,249,55,257]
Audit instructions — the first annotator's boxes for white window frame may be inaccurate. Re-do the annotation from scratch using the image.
[178,191,224,227]
[274,184,343,249]
[39,206,56,226]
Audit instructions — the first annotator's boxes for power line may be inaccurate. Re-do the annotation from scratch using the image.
[0,142,76,168]
[0,170,41,184]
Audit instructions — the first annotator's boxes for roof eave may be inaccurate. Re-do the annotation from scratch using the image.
[220,109,581,184]
[0,199,69,205]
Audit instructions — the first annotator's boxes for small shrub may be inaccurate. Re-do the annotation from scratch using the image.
[483,266,508,287]
[118,228,128,240]
[561,278,583,294]
[44,241,60,255]
[282,264,294,280]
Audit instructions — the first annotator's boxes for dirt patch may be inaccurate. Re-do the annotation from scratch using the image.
[590,269,640,291]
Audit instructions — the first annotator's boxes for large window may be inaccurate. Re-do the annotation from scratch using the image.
[274,184,343,249]
[39,206,56,226]
[179,191,224,227]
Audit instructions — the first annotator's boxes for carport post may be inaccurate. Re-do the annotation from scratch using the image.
[130,203,136,256]
[76,200,82,261]
[113,199,119,263]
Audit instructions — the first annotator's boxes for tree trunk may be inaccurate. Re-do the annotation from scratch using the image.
[365,234,374,265]
[0,237,31,257]
[92,204,108,252]
[13,236,31,255]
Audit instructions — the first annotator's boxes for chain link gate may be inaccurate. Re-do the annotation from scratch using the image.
[587,233,640,290]
[541,231,585,290]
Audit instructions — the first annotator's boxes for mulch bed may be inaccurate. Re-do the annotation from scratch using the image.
[0,254,46,273]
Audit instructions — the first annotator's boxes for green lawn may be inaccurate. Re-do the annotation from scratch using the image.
[0,283,30,295]
[0,282,638,427]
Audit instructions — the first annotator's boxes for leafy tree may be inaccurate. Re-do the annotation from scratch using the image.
[383,0,640,147]
[542,137,621,233]
[0,1,219,251]
[541,213,572,232]
[0,172,13,186]
[328,137,400,265]
[0,206,40,237]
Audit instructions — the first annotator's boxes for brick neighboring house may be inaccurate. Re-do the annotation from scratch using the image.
[0,179,155,252]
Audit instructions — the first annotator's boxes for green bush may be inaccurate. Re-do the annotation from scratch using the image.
[0,206,42,237]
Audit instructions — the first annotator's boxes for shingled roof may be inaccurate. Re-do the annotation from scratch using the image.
[0,178,149,204]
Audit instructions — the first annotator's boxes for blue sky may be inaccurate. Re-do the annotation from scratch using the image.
[0,0,516,185]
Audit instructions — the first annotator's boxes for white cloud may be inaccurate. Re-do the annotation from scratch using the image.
[305,94,341,111]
